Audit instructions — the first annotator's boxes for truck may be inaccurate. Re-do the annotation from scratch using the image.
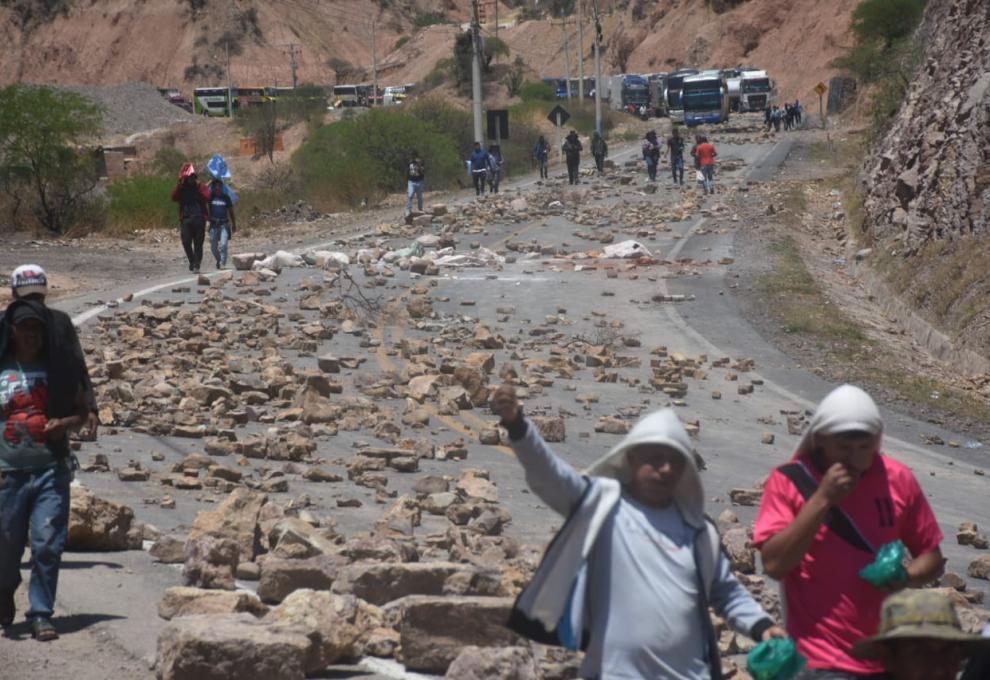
[665,68,699,123]
[682,70,730,127]
[621,75,650,113]
[647,72,669,117]
[542,77,569,99]
[737,69,774,112]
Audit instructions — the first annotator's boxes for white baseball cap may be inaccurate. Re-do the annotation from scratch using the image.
[11,264,48,298]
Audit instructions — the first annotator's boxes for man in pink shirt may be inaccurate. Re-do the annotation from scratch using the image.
[754,384,944,679]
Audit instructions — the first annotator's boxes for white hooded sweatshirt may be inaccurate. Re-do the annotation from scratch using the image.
[505,410,773,680]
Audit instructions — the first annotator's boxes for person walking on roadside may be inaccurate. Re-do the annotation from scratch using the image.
[405,152,426,216]
[642,130,662,182]
[794,100,803,126]
[487,144,504,194]
[7,266,97,442]
[490,384,787,679]
[754,384,945,680]
[0,299,90,642]
[533,136,550,180]
[772,106,783,132]
[667,127,686,186]
[764,105,773,132]
[695,136,717,195]
[562,130,582,185]
[469,142,490,197]
[591,131,608,176]
[207,178,236,270]
[851,590,990,680]
[170,163,209,273]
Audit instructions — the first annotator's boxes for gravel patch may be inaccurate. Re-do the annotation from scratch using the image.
[57,82,200,138]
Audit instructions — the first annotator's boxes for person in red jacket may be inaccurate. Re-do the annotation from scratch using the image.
[170,163,210,273]
[694,136,717,195]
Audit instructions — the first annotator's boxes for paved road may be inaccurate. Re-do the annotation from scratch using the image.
[4,121,988,678]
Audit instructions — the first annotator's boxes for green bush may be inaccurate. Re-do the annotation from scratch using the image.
[105,175,177,231]
[293,107,463,208]
[413,11,446,28]
[519,81,556,102]
[851,0,925,46]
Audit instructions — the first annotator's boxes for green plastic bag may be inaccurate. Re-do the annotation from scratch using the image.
[747,638,807,680]
[859,540,908,587]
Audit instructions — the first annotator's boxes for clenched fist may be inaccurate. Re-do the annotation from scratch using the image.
[817,462,858,506]
[490,384,522,425]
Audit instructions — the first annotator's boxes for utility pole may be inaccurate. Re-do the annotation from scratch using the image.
[562,17,572,100]
[592,0,603,134]
[577,0,585,102]
[225,39,233,119]
[279,43,301,90]
[470,0,484,144]
[371,19,378,106]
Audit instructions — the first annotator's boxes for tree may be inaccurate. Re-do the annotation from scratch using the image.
[0,85,103,232]
[504,56,527,97]
[453,31,512,91]
[851,0,925,47]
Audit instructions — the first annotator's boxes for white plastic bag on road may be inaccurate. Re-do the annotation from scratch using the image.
[602,240,653,259]
[254,250,305,270]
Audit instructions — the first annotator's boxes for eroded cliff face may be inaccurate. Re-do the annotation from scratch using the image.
[862,0,990,253]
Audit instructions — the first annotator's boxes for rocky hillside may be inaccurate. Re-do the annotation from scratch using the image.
[860,0,990,358]
[1,0,856,102]
[862,0,990,252]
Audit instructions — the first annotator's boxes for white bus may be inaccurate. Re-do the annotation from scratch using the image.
[193,87,232,116]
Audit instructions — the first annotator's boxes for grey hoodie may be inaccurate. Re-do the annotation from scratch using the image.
[506,410,773,680]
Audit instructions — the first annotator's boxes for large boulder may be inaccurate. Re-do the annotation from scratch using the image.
[444,646,539,680]
[183,535,240,591]
[158,587,268,620]
[268,517,338,559]
[155,614,312,680]
[67,486,142,551]
[331,562,499,606]
[264,590,379,668]
[258,555,346,604]
[189,488,267,562]
[397,596,522,673]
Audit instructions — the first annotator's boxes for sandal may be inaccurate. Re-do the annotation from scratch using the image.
[30,618,58,641]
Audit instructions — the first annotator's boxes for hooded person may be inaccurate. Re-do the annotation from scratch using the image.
[490,384,785,680]
[753,384,944,679]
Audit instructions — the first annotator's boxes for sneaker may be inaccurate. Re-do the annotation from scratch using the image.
[188,262,194,272]
[30,618,58,641]
[0,590,13,628]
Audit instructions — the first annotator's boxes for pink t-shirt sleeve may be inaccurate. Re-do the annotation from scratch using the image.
[899,472,943,557]
[753,469,800,549]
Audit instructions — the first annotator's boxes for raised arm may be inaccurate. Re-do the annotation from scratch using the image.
[490,384,587,516]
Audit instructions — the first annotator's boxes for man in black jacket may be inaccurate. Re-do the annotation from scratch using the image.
[9,265,98,441]
[0,298,89,640]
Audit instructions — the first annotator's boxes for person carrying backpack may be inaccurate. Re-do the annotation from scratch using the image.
[562,130,582,185]
[468,143,490,197]
[491,384,786,680]
[754,384,944,680]
[406,153,426,215]
[533,136,550,180]
[642,130,662,182]
[667,126,686,186]
[170,163,210,273]
[591,131,608,176]
[207,178,236,270]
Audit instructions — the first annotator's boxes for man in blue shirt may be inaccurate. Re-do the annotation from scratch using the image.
[207,179,236,270]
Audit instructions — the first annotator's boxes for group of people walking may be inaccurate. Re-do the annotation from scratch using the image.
[765,100,803,132]
[171,163,237,273]
[492,381,990,680]
[468,142,505,197]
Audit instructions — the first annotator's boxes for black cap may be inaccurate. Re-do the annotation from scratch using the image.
[11,303,46,327]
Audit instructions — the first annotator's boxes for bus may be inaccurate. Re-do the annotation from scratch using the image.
[235,87,267,110]
[665,68,699,123]
[193,87,233,116]
[332,84,362,107]
[542,77,569,99]
[682,70,730,126]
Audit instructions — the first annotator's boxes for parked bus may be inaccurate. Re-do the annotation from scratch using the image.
[193,87,233,116]
[665,68,699,123]
[235,87,267,110]
[682,70,730,126]
[332,84,362,107]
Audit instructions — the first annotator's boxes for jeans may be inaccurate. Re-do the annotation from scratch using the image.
[0,466,71,621]
[210,221,230,267]
[701,164,715,194]
[566,158,580,184]
[671,156,684,184]
[488,170,501,194]
[406,180,424,213]
[472,171,487,196]
[645,156,658,180]
[180,215,206,269]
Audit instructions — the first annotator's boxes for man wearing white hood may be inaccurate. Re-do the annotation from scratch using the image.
[491,385,785,680]
[753,384,944,679]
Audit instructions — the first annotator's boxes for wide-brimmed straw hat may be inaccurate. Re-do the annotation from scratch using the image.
[852,590,990,659]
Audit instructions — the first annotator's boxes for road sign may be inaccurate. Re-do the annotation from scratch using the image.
[486,109,509,141]
[814,82,827,97]
[547,104,571,127]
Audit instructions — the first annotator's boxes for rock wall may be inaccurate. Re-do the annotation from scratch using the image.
[862,0,990,252]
